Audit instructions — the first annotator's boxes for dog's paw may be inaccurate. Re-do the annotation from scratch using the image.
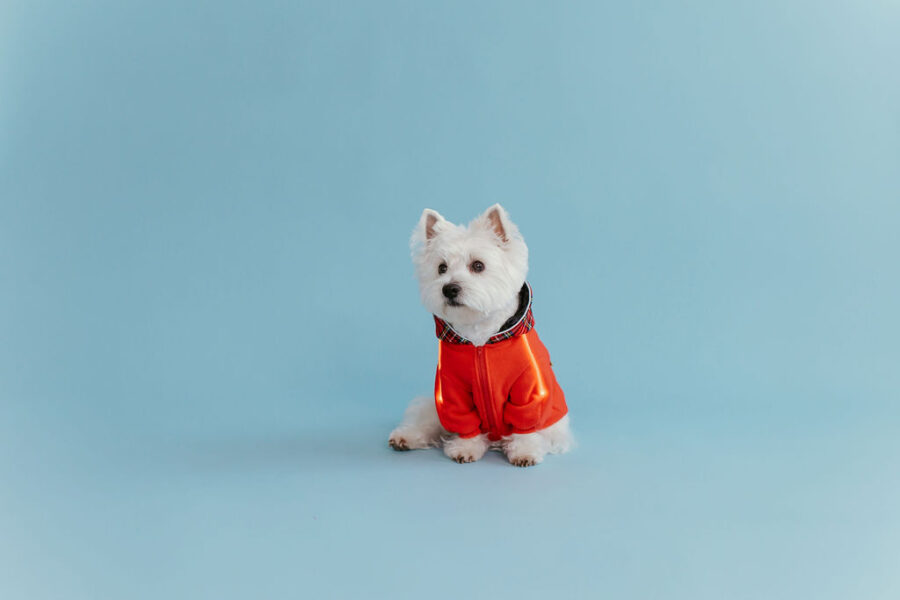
[503,432,546,468]
[450,453,476,464]
[388,435,410,451]
[388,422,442,451]
[508,455,539,467]
[443,434,489,464]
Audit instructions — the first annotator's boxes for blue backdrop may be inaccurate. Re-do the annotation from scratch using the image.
[2,1,898,598]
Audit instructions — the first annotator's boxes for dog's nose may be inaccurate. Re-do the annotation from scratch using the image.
[442,283,461,299]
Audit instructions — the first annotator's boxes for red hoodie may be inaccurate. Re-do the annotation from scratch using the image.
[432,283,568,441]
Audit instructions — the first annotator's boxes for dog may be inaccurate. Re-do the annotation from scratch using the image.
[388,204,573,467]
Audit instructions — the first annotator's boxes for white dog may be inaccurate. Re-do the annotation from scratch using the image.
[389,205,573,467]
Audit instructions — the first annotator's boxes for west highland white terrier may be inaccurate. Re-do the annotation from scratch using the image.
[388,205,573,467]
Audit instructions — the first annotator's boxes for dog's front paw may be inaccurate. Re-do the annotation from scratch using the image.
[508,454,539,467]
[450,453,477,464]
[388,435,410,451]
[443,434,489,464]
[503,432,546,467]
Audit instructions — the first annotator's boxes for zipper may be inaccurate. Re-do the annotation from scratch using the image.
[474,347,499,436]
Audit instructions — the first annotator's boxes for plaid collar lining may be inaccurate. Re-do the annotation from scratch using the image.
[433,283,534,345]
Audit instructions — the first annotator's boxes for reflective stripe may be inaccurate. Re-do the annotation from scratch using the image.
[435,342,444,406]
[521,334,548,400]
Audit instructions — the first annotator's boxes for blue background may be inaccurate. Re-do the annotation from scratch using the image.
[2,1,899,598]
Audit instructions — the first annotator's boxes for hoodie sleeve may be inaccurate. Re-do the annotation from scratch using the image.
[434,368,482,438]
[503,332,560,434]
[504,367,550,434]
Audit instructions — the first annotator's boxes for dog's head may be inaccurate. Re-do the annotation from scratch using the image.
[411,204,528,326]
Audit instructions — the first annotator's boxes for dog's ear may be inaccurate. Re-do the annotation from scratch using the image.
[411,209,447,254]
[476,204,511,243]
[421,209,446,241]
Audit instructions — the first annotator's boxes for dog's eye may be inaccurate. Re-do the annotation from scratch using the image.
[470,260,485,273]
[438,263,448,274]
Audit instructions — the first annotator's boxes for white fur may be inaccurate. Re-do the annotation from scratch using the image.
[390,204,574,467]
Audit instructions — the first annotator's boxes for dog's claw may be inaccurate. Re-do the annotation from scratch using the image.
[389,437,409,451]
[452,455,474,464]
[510,457,537,467]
